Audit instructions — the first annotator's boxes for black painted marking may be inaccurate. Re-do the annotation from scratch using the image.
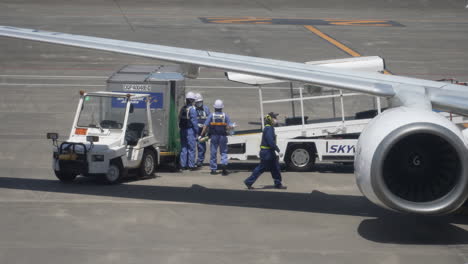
[200,17,405,27]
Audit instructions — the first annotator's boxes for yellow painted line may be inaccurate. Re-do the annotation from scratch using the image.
[304,25,394,75]
[304,25,361,57]
[160,152,176,156]
[324,19,393,27]
[325,19,388,22]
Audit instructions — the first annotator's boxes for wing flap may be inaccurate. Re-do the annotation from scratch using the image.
[225,56,385,85]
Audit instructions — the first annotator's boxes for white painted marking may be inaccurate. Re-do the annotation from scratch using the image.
[187,85,299,90]
[0,83,106,87]
[0,75,107,79]
[0,75,224,80]
[0,83,296,90]
[195,78,225,80]
[0,153,15,160]
[0,199,196,205]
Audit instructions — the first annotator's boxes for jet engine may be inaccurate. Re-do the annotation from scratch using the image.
[355,107,468,215]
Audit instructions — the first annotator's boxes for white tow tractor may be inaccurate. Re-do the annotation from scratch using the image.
[47,91,160,184]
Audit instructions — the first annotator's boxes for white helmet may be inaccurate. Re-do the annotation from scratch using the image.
[195,93,203,102]
[213,99,224,109]
[185,91,196,100]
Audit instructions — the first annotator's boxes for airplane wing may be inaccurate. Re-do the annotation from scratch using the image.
[0,26,467,114]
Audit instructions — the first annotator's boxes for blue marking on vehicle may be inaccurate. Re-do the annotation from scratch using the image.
[329,145,355,154]
[111,92,163,109]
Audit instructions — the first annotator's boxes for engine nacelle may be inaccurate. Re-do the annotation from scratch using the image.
[355,107,468,215]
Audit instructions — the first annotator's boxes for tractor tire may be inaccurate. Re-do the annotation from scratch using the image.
[102,160,124,184]
[285,144,316,172]
[54,171,77,183]
[139,149,156,177]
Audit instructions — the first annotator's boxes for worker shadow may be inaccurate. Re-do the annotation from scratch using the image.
[0,176,467,244]
[256,185,287,190]
[226,162,354,174]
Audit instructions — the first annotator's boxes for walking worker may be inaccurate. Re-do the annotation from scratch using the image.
[244,112,285,189]
[179,91,198,170]
[200,99,231,175]
[194,93,210,167]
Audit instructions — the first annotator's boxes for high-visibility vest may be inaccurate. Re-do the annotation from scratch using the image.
[260,124,276,150]
[209,112,227,135]
[196,106,208,127]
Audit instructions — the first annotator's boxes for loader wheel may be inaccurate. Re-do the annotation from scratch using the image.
[139,149,156,177]
[54,171,77,183]
[102,160,124,184]
[285,144,316,172]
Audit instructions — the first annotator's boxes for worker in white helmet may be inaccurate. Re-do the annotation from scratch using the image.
[178,91,198,170]
[200,99,232,175]
[194,93,211,167]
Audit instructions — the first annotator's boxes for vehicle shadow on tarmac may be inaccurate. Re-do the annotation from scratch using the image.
[0,176,467,245]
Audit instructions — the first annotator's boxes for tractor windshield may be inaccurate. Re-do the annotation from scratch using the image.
[77,95,127,129]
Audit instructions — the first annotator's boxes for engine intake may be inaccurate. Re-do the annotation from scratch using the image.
[355,107,468,215]
[383,132,460,203]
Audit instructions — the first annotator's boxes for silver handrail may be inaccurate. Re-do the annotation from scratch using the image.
[258,85,382,131]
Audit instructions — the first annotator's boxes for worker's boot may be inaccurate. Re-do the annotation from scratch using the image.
[244,180,254,189]
[274,183,287,189]
[221,165,229,176]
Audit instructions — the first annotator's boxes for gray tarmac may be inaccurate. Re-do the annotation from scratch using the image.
[1,0,468,263]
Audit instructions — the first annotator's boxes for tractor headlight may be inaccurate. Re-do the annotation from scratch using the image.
[92,155,104,162]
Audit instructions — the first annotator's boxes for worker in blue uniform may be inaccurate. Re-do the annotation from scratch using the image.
[244,112,286,189]
[200,99,232,175]
[179,91,198,170]
[194,93,210,167]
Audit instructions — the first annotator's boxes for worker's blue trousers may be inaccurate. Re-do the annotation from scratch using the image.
[197,128,206,164]
[180,128,196,168]
[244,157,282,186]
[210,134,228,170]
